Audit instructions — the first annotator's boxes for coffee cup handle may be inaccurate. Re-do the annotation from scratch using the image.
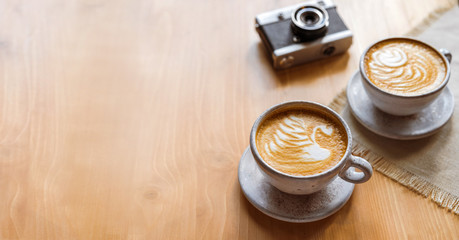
[440,48,452,63]
[338,155,373,184]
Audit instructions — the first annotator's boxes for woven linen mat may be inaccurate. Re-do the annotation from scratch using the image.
[329,6,459,214]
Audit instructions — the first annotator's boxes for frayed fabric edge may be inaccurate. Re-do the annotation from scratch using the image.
[329,90,459,215]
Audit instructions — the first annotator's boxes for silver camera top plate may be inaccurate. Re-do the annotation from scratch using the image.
[255,0,335,26]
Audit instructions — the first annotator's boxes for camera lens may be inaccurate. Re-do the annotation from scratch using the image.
[291,4,329,41]
[301,9,322,26]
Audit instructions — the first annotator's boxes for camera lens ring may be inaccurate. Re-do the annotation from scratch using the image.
[291,4,329,40]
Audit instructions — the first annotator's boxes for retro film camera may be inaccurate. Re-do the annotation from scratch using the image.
[255,0,352,69]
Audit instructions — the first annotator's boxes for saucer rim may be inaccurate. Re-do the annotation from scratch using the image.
[346,71,454,140]
[238,147,354,223]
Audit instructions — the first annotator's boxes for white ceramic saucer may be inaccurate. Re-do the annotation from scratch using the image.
[238,147,354,223]
[347,71,454,140]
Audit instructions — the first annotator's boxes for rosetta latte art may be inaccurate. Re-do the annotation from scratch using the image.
[264,116,333,162]
[365,40,446,95]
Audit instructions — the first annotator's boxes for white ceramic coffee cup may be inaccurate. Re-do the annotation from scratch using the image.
[250,101,373,195]
[359,37,452,116]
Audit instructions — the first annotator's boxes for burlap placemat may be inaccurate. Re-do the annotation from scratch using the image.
[329,6,459,214]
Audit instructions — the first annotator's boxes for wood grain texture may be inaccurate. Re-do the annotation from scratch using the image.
[0,0,457,239]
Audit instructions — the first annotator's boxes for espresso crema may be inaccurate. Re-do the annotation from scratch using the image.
[256,109,347,176]
[364,39,446,96]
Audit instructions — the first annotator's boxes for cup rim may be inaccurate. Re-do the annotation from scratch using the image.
[359,36,451,99]
[249,100,352,179]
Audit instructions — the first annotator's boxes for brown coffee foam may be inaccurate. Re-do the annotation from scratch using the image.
[255,108,347,176]
[364,39,446,96]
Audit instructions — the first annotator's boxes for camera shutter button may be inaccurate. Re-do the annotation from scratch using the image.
[279,56,295,68]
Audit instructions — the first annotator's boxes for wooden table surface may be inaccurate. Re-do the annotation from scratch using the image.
[0,0,458,239]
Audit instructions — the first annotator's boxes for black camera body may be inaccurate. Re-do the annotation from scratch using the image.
[255,0,352,69]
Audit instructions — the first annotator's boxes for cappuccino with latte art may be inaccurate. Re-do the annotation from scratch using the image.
[250,101,373,194]
[359,37,451,116]
[364,38,447,96]
[249,101,373,195]
[256,109,347,176]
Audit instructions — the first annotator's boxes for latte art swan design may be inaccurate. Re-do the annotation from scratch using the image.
[264,116,333,163]
[256,110,347,176]
[364,41,446,95]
